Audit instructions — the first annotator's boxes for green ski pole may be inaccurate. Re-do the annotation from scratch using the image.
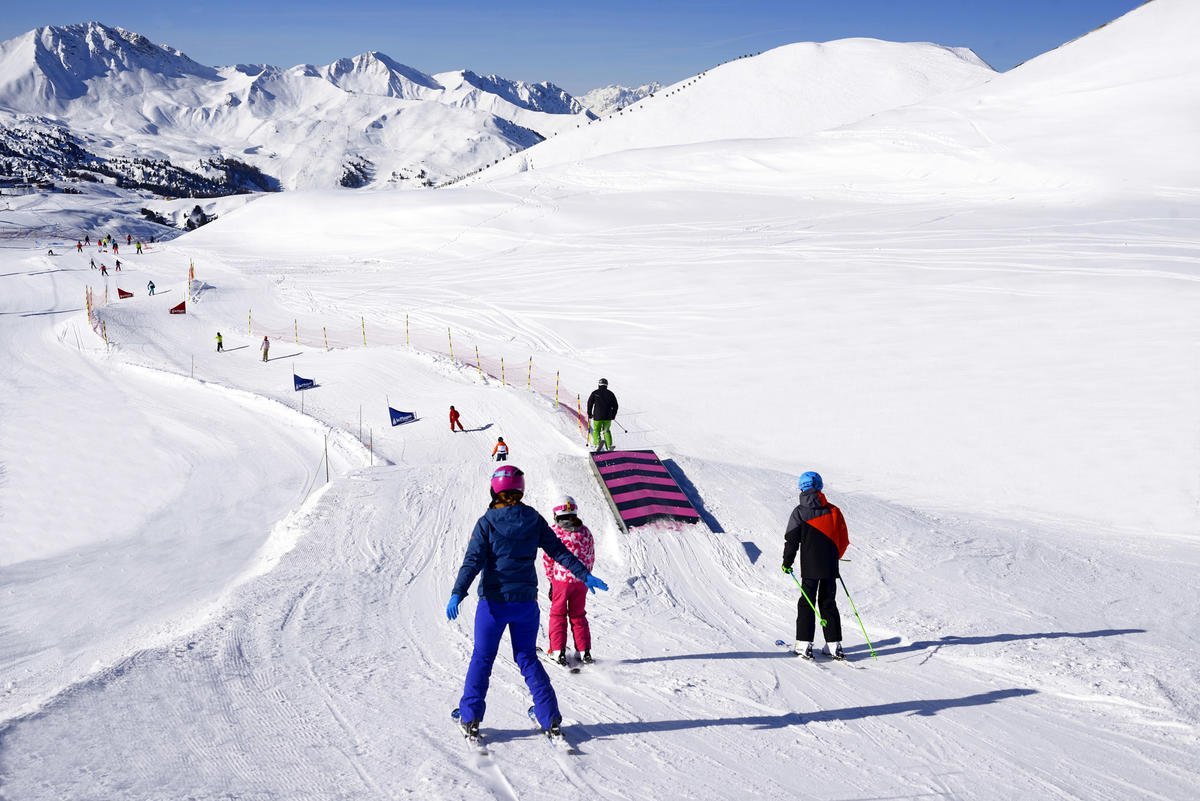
[838,576,877,659]
[788,572,826,627]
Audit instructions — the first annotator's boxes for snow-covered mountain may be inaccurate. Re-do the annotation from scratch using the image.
[0,22,595,193]
[465,39,996,183]
[579,82,662,116]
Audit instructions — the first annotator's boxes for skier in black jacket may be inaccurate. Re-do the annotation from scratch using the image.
[782,471,850,660]
[586,378,619,452]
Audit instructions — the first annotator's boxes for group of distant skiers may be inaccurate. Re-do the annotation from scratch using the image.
[80,231,146,277]
[447,377,850,742]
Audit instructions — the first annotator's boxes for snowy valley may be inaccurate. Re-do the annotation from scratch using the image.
[1,1,1199,799]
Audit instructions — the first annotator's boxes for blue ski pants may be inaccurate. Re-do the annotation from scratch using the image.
[458,598,560,728]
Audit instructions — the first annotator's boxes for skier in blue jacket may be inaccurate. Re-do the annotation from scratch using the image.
[448,464,609,738]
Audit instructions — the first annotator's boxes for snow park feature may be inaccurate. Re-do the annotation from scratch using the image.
[589,449,703,531]
[2,1,1200,799]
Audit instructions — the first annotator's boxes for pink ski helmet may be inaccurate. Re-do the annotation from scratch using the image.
[490,464,525,495]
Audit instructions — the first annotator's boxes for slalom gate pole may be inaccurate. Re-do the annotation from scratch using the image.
[789,573,826,627]
[838,577,877,659]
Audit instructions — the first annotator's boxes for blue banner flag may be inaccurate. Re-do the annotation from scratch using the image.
[389,407,415,426]
[294,374,316,391]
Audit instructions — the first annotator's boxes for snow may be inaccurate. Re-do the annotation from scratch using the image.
[2,1,1199,798]
[474,38,995,181]
[0,22,594,189]
[579,82,663,117]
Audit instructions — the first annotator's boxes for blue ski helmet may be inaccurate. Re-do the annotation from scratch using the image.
[797,471,823,492]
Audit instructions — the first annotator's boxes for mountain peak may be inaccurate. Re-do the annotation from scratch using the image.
[0,20,217,106]
[319,51,441,97]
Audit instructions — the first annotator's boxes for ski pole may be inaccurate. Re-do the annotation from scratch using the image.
[615,419,629,433]
[838,577,877,660]
[788,572,826,627]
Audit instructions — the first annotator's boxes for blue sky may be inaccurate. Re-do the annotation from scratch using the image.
[2,0,1146,94]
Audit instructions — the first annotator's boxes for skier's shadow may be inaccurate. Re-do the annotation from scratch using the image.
[266,352,303,362]
[222,345,249,352]
[862,628,1145,658]
[620,650,798,665]
[486,688,1037,746]
[462,423,493,432]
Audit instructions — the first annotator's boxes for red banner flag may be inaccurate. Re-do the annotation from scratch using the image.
[117,288,133,299]
[169,301,186,315]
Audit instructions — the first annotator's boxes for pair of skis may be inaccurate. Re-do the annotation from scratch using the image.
[775,639,853,665]
[536,645,589,674]
[450,707,571,754]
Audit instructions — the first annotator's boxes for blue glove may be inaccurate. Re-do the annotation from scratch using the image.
[446,594,462,621]
[584,574,609,594]
[781,565,793,575]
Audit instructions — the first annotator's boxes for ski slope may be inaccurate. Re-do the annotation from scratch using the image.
[2,183,1198,799]
[2,1,1200,798]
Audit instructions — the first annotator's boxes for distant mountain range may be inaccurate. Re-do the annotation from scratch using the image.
[579,83,663,117]
[0,22,597,196]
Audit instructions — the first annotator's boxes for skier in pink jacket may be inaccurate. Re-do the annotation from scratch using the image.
[542,496,596,666]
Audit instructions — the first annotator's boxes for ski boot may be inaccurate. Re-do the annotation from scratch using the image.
[451,708,480,738]
[796,642,814,660]
[823,643,846,661]
[580,650,594,665]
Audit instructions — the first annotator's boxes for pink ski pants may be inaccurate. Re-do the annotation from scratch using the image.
[548,579,591,653]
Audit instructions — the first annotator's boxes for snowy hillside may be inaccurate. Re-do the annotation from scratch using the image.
[470,39,994,181]
[0,22,594,191]
[579,82,662,116]
[2,2,1199,799]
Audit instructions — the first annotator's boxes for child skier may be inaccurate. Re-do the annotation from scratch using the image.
[260,336,270,362]
[216,332,224,352]
[782,471,850,660]
[492,437,509,461]
[147,280,155,295]
[542,496,596,666]
[449,405,465,432]
[135,241,143,254]
[448,465,608,739]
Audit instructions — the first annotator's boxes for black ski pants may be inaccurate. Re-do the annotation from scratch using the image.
[796,577,842,643]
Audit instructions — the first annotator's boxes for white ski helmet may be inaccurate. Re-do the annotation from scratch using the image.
[552,495,579,519]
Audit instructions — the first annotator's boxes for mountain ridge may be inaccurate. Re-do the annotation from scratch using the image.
[0,21,593,193]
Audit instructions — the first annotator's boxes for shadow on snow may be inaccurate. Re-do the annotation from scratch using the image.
[484,688,1038,746]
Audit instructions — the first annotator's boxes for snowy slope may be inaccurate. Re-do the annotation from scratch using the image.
[1,207,1197,798]
[2,2,1199,799]
[0,23,593,189]
[471,39,994,181]
[533,0,1200,201]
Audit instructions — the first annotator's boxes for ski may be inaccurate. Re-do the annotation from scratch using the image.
[537,646,581,674]
[775,639,822,664]
[527,706,574,752]
[775,639,859,667]
[451,707,488,755]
